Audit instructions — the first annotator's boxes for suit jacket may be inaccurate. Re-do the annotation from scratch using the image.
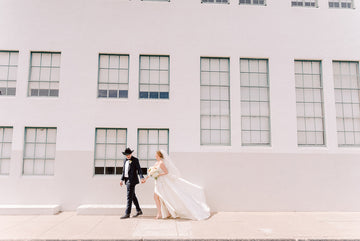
[120,156,144,185]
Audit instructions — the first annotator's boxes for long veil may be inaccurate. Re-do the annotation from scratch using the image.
[159,149,181,178]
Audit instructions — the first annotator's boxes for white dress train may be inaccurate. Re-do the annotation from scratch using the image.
[153,155,210,220]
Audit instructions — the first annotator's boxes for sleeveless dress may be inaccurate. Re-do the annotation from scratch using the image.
[152,164,210,220]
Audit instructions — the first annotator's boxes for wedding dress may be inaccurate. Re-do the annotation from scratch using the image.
[152,150,210,220]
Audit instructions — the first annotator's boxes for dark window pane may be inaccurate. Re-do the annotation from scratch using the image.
[108,89,118,98]
[119,90,128,98]
[31,89,39,96]
[98,89,107,97]
[49,89,58,96]
[305,2,310,6]
[95,167,105,175]
[334,2,339,7]
[253,0,259,4]
[259,0,264,4]
[160,92,169,99]
[116,167,123,175]
[105,167,115,174]
[341,2,346,7]
[0,88,5,95]
[7,88,16,96]
[39,89,49,96]
[149,92,159,99]
[139,91,149,98]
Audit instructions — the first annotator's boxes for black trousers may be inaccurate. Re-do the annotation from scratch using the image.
[125,178,141,215]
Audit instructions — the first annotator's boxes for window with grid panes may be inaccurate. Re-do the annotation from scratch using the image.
[295,60,325,146]
[239,0,265,5]
[0,51,18,96]
[202,0,229,3]
[29,52,61,97]
[139,55,169,99]
[0,127,13,175]
[329,0,353,8]
[333,61,360,146]
[291,0,317,7]
[137,129,169,174]
[240,59,271,145]
[23,127,57,175]
[200,57,231,145]
[94,128,127,175]
[98,54,129,98]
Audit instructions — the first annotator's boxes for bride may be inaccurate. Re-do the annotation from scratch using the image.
[143,150,210,220]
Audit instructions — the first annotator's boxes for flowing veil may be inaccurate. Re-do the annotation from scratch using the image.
[159,149,181,178]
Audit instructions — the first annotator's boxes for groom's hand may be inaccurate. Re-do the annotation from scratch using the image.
[120,181,123,187]
[141,179,145,184]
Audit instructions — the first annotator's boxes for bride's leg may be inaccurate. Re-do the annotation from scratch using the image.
[153,193,162,219]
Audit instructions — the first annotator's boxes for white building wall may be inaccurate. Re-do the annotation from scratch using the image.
[1,0,360,211]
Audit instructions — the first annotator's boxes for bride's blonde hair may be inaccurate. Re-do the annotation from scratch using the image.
[156,150,164,159]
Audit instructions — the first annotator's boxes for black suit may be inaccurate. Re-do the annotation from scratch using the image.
[121,156,144,215]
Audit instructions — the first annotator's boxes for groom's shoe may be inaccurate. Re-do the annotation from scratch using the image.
[120,214,130,219]
[132,210,143,218]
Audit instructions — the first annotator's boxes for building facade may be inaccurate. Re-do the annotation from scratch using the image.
[1,0,360,211]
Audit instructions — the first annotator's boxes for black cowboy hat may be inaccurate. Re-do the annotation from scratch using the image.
[122,147,134,155]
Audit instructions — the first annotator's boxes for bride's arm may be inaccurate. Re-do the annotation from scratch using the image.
[158,162,168,177]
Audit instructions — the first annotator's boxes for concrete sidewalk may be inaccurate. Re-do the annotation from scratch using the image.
[1,212,360,240]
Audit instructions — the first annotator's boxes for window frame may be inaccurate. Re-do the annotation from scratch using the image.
[97,53,130,99]
[333,60,360,147]
[295,59,326,147]
[0,50,19,96]
[200,57,231,146]
[23,127,57,176]
[139,55,170,100]
[28,51,61,97]
[0,126,13,175]
[240,58,271,146]
[137,128,169,174]
[94,128,128,175]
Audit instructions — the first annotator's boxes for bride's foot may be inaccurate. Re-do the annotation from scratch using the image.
[155,214,162,219]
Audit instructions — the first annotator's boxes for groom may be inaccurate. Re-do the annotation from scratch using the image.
[119,148,145,219]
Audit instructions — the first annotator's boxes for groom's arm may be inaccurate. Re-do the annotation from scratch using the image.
[135,158,144,179]
[120,160,125,186]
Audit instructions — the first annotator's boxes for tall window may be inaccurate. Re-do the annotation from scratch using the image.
[138,129,169,173]
[200,57,231,145]
[329,0,353,8]
[295,60,325,146]
[333,61,360,146]
[202,0,229,3]
[94,128,127,175]
[291,0,317,7]
[23,127,57,175]
[98,54,129,98]
[0,51,18,96]
[139,55,170,99]
[240,59,271,145]
[239,0,266,5]
[29,52,61,97]
[0,127,13,175]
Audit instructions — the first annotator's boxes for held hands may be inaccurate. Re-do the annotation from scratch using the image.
[120,181,123,187]
[141,178,146,184]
